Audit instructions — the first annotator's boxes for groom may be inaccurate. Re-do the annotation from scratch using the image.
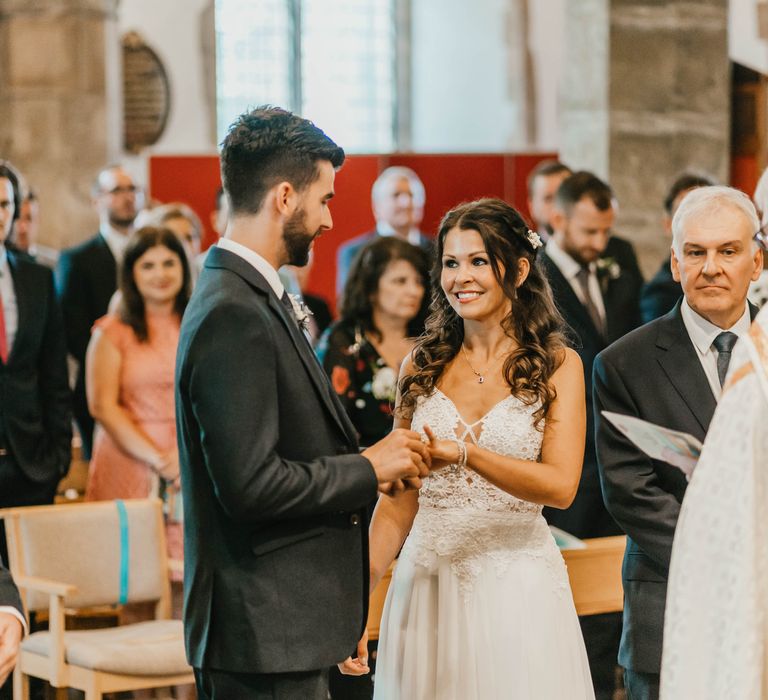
[175,106,430,699]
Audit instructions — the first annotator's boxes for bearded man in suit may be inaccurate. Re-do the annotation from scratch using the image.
[0,162,69,698]
[55,165,140,458]
[0,163,71,551]
[175,106,430,700]
[538,170,643,699]
[594,185,763,700]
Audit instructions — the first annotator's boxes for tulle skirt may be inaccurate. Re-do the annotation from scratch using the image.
[374,511,594,700]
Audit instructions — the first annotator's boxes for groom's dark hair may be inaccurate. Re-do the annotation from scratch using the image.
[220,105,345,216]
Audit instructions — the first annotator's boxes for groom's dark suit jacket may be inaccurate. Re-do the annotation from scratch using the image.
[175,247,378,675]
[593,300,758,674]
[539,238,642,538]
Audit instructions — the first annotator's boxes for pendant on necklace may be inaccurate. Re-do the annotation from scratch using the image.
[478,376,484,384]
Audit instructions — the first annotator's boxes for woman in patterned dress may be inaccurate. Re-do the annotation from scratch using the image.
[319,236,430,448]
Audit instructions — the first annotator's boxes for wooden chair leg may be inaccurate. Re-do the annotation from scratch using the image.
[12,665,29,700]
[83,674,102,700]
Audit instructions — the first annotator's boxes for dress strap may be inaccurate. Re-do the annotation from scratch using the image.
[455,417,481,445]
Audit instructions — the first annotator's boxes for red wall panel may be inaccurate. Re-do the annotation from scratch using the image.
[148,152,557,311]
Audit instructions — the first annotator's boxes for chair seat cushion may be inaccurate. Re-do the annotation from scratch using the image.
[22,620,191,676]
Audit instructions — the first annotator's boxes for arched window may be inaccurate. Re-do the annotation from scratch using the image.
[215,0,396,152]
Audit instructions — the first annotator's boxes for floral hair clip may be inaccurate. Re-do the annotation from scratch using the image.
[526,229,543,250]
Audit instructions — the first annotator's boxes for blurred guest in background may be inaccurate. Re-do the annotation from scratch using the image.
[84,226,190,598]
[56,165,142,458]
[319,237,429,449]
[336,166,430,297]
[640,172,716,323]
[138,202,204,284]
[0,161,71,567]
[527,159,572,242]
[749,166,768,308]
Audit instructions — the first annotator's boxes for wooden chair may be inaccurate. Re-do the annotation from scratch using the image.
[562,535,626,616]
[1,499,194,700]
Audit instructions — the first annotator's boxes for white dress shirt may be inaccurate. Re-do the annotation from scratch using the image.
[680,298,752,400]
[376,222,423,247]
[545,238,607,322]
[216,238,285,298]
[0,248,18,356]
[99,224,132,265]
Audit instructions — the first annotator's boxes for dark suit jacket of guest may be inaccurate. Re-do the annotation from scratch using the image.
[55,234,117,456]
[336,229,433,298]
[1,250,71,483]
[593,300,758,674]
[176,247,379,674]
[539,236,643,538]
[0,564,21,616]
[640,255,682,324]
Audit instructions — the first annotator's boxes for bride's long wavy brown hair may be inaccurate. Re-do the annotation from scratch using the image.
[398,198,567,428]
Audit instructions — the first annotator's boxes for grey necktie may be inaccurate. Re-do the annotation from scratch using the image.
[575,266,604,335]
[712,331,738,387]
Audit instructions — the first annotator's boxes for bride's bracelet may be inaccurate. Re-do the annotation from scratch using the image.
[453,439,467,471]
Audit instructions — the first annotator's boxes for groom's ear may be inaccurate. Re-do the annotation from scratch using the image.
[272,181,299,217]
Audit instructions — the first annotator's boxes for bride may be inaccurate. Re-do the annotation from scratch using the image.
[366,198,595,699]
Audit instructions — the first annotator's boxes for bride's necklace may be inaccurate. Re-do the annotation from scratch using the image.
[460,344,507,384]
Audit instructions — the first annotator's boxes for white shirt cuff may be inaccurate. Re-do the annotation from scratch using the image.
[0,606,26,633]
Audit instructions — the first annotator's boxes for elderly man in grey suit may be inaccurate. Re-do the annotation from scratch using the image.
[176,106,430,700]
[594,185,763,700]
[335,166,430,298]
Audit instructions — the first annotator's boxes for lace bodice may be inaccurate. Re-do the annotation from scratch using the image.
[411,388,543,514]
[402,389,566,597]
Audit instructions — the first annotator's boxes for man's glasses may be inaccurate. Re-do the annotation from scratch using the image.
[754,224,768,251]
[106,185,140,196]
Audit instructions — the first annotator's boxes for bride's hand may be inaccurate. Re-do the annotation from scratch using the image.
[423,425,462,470]
[337,630,370,676]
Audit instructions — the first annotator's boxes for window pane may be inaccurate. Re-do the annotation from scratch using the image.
[300,0,395,153]
[215,0,294,145]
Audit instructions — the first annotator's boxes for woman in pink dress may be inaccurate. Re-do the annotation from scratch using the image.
[85,226,191,590]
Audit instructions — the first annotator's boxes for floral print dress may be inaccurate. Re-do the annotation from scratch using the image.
[316,322,398,448]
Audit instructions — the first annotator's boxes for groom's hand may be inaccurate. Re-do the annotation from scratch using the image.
[363,429,430,493]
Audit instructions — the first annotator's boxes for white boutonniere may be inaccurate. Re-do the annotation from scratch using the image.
[288,294,313,332]
[596,257,621,281]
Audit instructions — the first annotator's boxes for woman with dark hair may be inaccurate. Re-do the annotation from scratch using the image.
[85,226,191,571]
[365,199,594,698]
[318,236,429,448]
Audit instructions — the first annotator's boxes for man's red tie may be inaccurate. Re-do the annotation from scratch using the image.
[0,288,8,363]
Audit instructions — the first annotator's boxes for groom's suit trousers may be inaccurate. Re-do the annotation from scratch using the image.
[194,667,329,700]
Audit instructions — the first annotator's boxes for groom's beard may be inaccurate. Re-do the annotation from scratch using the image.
[282,206,318,267]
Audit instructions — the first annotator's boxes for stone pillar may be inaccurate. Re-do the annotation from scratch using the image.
[560,0,730,276]
[0,0,122,250]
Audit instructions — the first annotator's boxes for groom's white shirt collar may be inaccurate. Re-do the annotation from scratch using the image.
[217,238,285,299]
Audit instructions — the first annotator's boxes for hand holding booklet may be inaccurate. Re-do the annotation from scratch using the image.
[601,411,702,480]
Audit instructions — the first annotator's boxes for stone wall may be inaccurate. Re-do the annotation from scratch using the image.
[561,0,730,276]
[0,0,121,249]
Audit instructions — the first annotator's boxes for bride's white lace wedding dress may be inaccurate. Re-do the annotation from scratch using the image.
[373,389,594,699]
